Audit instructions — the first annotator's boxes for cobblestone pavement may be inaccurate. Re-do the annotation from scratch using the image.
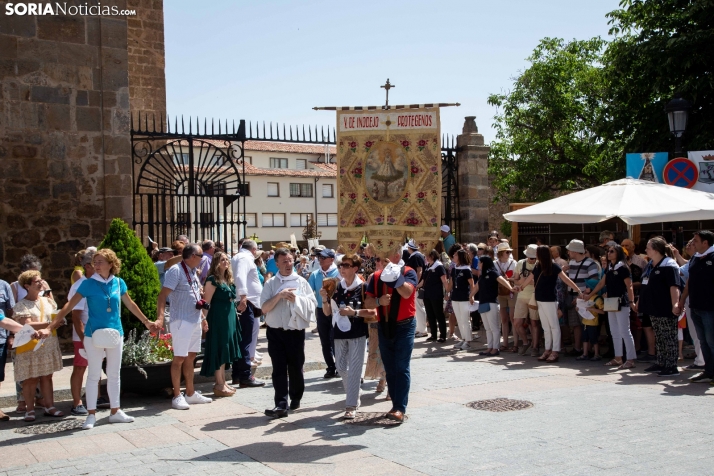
[1,350,713,476]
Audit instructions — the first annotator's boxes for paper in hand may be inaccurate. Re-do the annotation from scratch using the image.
[12,324,36,348]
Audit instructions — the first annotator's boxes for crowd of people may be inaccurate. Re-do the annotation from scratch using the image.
[0,225,712,427]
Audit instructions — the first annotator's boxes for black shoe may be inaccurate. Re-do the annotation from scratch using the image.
[265,407,288,418]
[324,370,338,379]
[426,336,437,342]
[658,367,680,377]
[567,348,582,357]
[289,401,301,411]
[637,354,657,363]
[644,364,664,372]
[683,364,706,371]
[689,372,713,383]
[239,378,265,388]
[96,397,111,409]
[437,338,446,343]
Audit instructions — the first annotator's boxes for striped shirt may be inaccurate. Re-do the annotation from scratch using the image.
[567,257,600,292]
[163,262,203,323]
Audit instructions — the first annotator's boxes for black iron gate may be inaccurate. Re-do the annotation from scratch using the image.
[131,115,460,247]
[131,114,247,248]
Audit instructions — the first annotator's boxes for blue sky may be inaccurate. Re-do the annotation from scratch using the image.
[164,0,621,144]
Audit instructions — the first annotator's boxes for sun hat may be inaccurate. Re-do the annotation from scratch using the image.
[566,239,586,254]
[523,244,538,259]
[406,239,419,250]
[496,242,513,253]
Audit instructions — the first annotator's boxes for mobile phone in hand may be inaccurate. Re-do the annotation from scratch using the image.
[42,290,52,296]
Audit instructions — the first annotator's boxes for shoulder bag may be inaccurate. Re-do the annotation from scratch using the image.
[15,297,56,355]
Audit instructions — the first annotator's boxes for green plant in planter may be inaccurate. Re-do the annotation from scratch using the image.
[99,218,160,336]
[122,329,173,367]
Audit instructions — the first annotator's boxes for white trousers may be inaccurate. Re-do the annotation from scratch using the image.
[608,308,637,360]
[452,301,473,342]
[480,304,500,350]
[537,301,560,352]
[84,336,122,411]
[685,300,705,366]
[334,337,367,408]
[249,316,260,359]
[415,298,427,333]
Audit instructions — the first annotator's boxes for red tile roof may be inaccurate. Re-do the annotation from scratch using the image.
[241,162,336,178]
[178,139,336,155]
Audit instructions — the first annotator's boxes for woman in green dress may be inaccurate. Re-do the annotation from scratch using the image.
[200,251,241,397]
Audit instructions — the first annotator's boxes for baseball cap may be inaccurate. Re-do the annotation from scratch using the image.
[440,225,450,233]
[319,248,335,259]
[158,247,172,253]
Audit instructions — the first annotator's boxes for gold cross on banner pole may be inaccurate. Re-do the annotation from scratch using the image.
[381,79,395,107]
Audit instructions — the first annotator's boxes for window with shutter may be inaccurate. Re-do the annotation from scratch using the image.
[322,184,333,197]
[296,159,307,170]
[267,183,279,197]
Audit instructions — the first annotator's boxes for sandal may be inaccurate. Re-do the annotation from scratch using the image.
[43,406,64,417]
[546,353,559,363]
[604,359,623,367]
[16,403,27,414]
[575,355,588,361]
[538,351,552,361]
[618,361,636,370]
[375,380,386,393]
[24,411,36,422]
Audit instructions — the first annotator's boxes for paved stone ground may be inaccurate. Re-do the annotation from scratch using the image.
[1,347,713,476]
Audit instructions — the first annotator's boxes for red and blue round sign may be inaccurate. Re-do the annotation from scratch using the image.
[663,157,697,188]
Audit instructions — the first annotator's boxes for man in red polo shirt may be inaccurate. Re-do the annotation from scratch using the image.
[365,244,418,423]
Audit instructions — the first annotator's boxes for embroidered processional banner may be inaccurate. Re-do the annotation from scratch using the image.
[336,108,441,254]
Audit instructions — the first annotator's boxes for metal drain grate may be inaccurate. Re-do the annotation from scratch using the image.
[15,419,84,435]
[465,398,533,412]
[343,411,408,426]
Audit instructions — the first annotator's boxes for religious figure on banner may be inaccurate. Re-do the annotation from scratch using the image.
[366,141,407,202]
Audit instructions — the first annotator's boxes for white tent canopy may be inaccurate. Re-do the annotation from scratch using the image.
[503,178,714,225]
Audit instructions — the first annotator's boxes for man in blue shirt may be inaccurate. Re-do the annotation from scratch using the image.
[308,249,340,378]
[0,279,15,421]
[441,225,455,253]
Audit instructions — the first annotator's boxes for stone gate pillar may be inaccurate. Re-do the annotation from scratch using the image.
[456,116,490,244]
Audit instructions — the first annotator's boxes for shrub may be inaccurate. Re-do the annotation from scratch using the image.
[100,218,160,335]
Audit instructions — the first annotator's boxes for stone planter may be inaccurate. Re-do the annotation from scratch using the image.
[119,361,174,395]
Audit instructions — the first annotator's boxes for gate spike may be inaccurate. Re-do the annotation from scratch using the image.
[181,115,185,134]
[233,120,236,135]
[212,118,214,135]
[269,122,273,140]
[332,127,336,142]
[321,126,324,142]
[225,119,228,136]
[302,125,306,142]
[204,117,207,135]
[249,121,252,138]
[262,121,265,139]
[152,114,156,133]
[283,123,286,140]
[160,113,164,133]
[130,112,134,131]
[289,125,293,141]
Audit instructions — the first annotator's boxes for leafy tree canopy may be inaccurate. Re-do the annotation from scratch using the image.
[489,0,714,203]
[488,38,620,202]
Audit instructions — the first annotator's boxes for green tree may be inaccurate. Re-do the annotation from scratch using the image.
[488,38,621,203]
[603,0,714,153]
[100,218,160,335]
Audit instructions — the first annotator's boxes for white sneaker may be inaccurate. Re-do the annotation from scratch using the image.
[108,409,135,424]
[82,414,96,430]
[454,340,464,350]
[172,393,190,410]
[461,341,472,351]
[185,391,212,405]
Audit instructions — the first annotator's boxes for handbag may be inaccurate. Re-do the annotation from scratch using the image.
[417,287,425,300]
[15,297,56,355]
[91,328,123,349]
[478,302,491,313]
[603,297,621,312]
[528,272,542,310]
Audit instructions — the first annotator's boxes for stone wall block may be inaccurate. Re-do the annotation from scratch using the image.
[76,106,101,131]
[43,228,61,243]
[11,230,40,248]
[52,182,77,198]
[37,16,85,44]
[69,223,91,238]
[0,13,36,37]
[0,34,18,59]
[57,43,98,68]
[31,85,71,104]
[44,103,71,130]
[17,38,59,63]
